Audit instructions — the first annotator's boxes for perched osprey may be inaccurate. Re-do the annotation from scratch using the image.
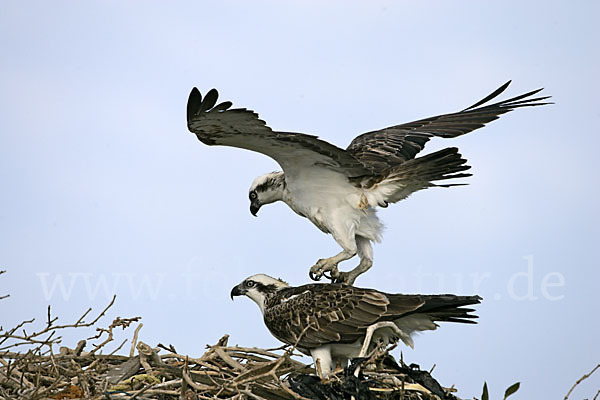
[231,274,481,374]
[188,82,550,284]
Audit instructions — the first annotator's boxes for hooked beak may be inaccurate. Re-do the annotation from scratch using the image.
[230,284,245,300]
[250,203,261,217]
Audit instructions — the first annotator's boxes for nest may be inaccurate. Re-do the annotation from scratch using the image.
[0,280,458,400]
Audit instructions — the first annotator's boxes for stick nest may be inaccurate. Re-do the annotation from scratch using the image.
[0,290,458,400]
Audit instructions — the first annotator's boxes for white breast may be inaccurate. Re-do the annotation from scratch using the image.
[282,167,384,242]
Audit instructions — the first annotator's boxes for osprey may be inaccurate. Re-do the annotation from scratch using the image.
[230,274,481,375]
[187,82,550,284]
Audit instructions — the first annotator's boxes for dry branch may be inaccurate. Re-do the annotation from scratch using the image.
[0,270,8,300]
[1,296,476,400]
[564,363,600,400]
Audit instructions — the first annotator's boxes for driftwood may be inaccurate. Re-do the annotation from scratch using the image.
[0,291,460,400]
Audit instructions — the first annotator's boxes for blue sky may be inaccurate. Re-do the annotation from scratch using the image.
[1,1,599,398]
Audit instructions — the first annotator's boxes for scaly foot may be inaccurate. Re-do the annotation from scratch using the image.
[309,258,339,281]
[331,271,356,285]
[331,258,373,285]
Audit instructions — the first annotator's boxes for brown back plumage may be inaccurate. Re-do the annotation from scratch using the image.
[263,283,481,351]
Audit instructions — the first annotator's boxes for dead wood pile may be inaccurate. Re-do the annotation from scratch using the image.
[0,281,458,399]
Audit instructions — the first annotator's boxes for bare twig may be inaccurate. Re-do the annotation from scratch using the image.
[157,343,177,354]
[1,297,458,400]
[89,316,141,355]
[564,363,600,400]
[0,296,118,353]
[0,270,8,300]
[108,339,128,356]
[214,347,244,371]
[130,323,143,358]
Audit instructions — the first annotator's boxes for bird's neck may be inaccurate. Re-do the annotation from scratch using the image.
[246,292,268,314]
[262,172,288,205]
[281,187,293,205]
[256,293,278,315]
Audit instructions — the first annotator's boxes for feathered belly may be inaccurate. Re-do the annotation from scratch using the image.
[293,205,332,234]
[284,179,383,241]
[310,215,332,234]
[289,201,383,242]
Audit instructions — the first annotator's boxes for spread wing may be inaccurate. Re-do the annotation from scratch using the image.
[347,81,552,172]
[263,284,425,349]
[187,88,371,177]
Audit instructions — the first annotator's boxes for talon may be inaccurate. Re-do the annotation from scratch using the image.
[309,270,322,281]
[332,272,355,285]
[323,266,340,282]
[310,258,343,283]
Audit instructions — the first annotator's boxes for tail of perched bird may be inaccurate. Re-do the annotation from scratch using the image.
[378,294,482,349]
[405,294,482,324]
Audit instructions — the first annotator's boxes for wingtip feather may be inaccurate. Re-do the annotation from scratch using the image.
[187,87,202,123]
[462,80,512,111]
[199,88,219,113]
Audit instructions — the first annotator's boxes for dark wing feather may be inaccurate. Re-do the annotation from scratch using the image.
[384,294,482,324]
[263,284,481,351]
[263,284,392,349]
[187,88,370,177]
[346,81,551,172]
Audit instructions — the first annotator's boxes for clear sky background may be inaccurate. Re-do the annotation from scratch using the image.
[1,1,599,399]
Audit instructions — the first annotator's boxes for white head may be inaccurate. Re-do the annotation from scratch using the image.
[248,171,286,216]
[230,273,289,313]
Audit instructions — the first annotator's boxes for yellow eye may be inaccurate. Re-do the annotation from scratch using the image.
[250,192,257,199]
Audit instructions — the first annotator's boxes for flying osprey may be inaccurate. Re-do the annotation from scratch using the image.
[230,274,481,375]
[187,82,550,284]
